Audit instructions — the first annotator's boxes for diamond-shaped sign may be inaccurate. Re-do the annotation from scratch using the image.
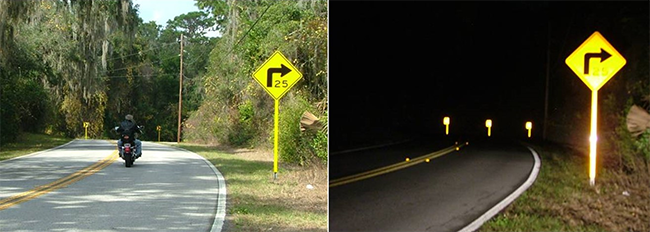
[252,51,303,100]
[565,31,626,91]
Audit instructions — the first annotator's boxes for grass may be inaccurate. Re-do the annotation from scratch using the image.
[479,142,650,232]
[0,132,73,161]
[174,143,328,232]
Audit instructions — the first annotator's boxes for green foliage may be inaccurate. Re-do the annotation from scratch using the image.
[603,95,650,174]
[185,0,328,167]
[1,0,218,142]
[15,76,49,133]
[309,126,328,164]
[227,100,257,146]
[0,32,52,143]
[0,70,21,143]
[634,130,650,162]
[278,95,327,165]
[1,0,327,158]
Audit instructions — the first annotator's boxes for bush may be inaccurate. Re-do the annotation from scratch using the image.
[227,100,257,147]
[277,95,327,166]
[604,96,650,174]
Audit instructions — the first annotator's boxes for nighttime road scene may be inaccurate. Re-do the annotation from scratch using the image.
[329,1,649,232]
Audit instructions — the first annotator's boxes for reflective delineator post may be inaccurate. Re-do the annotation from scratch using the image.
[157,125,162,142]
[443,117,450,135]
[83,122,89,140]
[589,90,598,186]
[486,119,492,137]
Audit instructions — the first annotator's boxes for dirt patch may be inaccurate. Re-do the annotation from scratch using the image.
[230,148,275,162]
[276,161,328,214]
[564,170,650,231]
[235,147,328,216]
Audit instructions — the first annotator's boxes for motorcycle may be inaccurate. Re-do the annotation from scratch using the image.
[120,134,137,167]
[115,126,143,168]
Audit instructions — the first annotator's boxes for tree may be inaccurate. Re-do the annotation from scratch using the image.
[185,0,328,165]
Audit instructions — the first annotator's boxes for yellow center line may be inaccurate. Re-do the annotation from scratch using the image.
[0,150,118,211]
[329,143,467,188]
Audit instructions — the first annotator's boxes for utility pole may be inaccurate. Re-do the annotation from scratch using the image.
[177,34,183,143]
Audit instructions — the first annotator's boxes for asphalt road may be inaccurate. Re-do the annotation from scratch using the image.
[329,137,536,232]
[0,139,225,231]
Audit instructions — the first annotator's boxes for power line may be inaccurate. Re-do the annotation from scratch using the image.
[103,73,175,79]
[104,38,213,74]
[227,4,272,55]
[98,3,273,84]
[104,41,178,63]
[104,53,179,73]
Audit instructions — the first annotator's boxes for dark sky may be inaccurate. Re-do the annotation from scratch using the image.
[329,1,649,151]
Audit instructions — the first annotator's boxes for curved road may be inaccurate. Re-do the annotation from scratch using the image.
[329,137,538,232]
[0,139,226,231]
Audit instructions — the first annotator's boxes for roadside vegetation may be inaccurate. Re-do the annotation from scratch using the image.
[480,141,650,231]
[176,143,327,232]
[0,132,73,162]
[1,0,327,163]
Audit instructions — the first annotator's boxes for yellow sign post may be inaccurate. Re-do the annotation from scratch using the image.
[525,121,532,138]
[443,117,450,135]
[252,51,303,180]
[156,125,162,142]
[485,119,492,137]
[83,122,89,140]
[565,31,626,186]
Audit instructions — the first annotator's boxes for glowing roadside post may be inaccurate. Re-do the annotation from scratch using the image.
[83,122,90,140]
[252,51,303,180]
[565,31,626,186]
[443,117,450,135]
[526,121,532,138]
[156,125,162,142]
[485,119,492,137]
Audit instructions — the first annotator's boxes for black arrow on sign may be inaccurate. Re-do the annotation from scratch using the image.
[267,64,292,87]
[583,48,611,74]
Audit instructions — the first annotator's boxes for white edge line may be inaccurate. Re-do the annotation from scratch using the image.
[0,139,78,164]
[457,146,541,232]
[156,143,227,232]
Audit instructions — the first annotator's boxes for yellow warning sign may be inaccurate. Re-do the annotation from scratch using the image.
[252,51,303,99]
[565,31,626,91]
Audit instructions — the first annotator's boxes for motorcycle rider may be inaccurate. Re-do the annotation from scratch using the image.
[116,114,143,158]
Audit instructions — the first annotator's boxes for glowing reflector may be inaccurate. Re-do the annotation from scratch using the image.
[486,119,492,137]
[443,117,450,135]
[526,121,533,138]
